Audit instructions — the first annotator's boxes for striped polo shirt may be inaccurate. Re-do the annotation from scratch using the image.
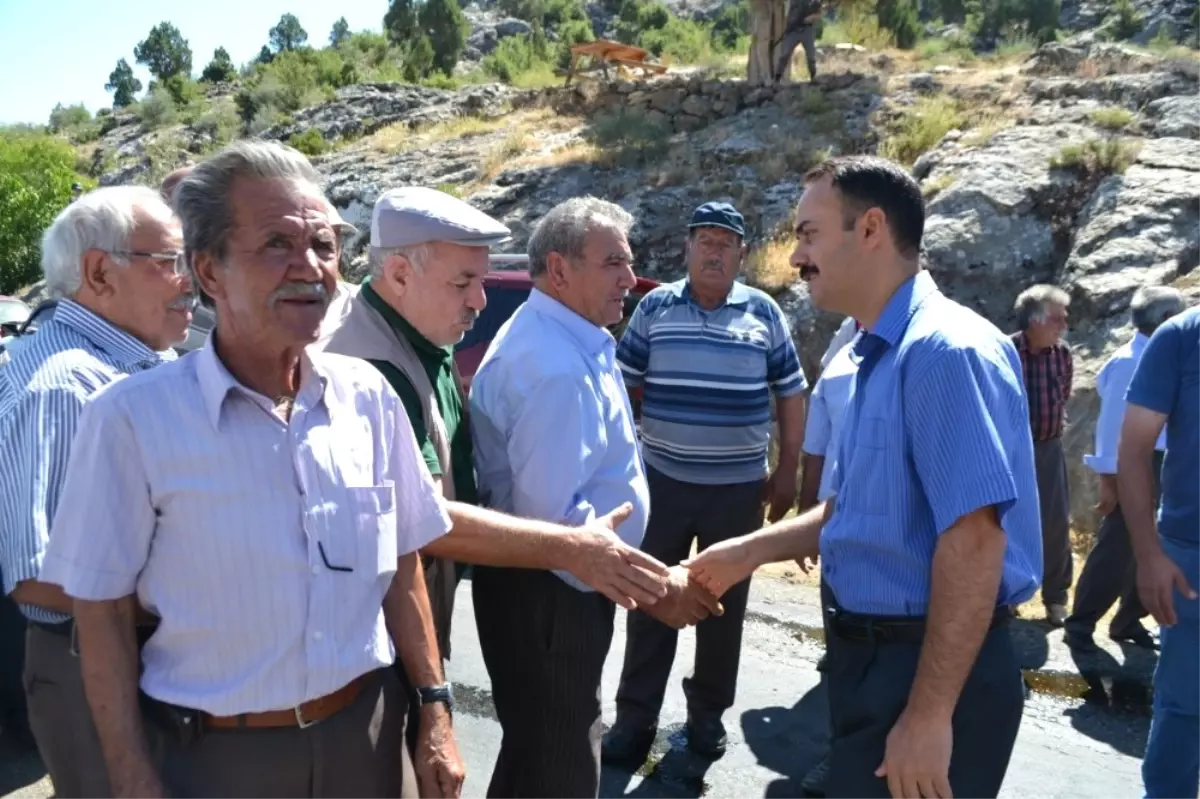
[617,278,807,485]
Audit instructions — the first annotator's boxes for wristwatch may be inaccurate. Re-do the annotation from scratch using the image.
[416,682,454,713]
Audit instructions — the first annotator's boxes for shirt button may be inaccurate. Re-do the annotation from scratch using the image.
[312,565,320,575]
[312,631,323,641]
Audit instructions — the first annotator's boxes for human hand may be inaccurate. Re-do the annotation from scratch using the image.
[1137,548,1197,627]
[415,705,465,798]
[795,555,818,575]
[763,465,798,524]
[570,503,670,611]
[681,538,756,599]
[644,566,724,629]
[875,706,953,798]
[1095,474,1117,517]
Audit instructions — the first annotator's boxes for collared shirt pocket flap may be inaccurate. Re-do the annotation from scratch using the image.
[348,483,398,576]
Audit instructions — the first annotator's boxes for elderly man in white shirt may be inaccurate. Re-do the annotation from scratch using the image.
[1064,286,1185,653]
[40,140,463,799]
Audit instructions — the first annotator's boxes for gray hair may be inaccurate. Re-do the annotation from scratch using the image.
[527,196,635,279]
[1014,284,1071,330]
[1131,286,1185,337]
[369,242,431,276]
[173,139,321,269]
[41,185,172,299]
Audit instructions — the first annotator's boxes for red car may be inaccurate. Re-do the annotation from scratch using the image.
[453,269,660,394]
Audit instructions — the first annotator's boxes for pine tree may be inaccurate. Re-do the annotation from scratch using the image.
[105,58,143,108]
[200,47,237,83]
[330,17,351,46]
[385,0,422,44]
[134,22,193,81]
[269,13,309,52]
[419,0,470,75]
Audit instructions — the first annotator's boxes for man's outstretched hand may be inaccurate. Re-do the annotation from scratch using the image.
[569,503,671,611]
[682,537,756,599]
[643,566,724,629]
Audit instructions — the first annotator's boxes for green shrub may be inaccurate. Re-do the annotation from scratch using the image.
[641,17,715,63]
[967,0,1059,45]
[879,96,965,165]
[1108,0,1143,39]
[1050,137,1141,174]
[483,34,552,83]
[1089,106,1135,131]
[711,0,749,50]
[138,89,178,129]
[0,130,83,293]
[288,128,328,156]
[48,103,91,132]
[192,99,241,148]
[583,108,673,165]
[877,0,922,48]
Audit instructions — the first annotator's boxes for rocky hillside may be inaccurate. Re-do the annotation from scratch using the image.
[58,33,1200,533]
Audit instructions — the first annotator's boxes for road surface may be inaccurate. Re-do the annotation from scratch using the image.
[1,575,1150,798]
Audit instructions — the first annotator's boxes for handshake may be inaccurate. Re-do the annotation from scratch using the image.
[571,503,758,629]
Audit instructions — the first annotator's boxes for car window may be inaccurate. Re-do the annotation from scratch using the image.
[457,285,531,352]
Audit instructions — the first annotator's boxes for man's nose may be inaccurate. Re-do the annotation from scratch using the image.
[468,280,488,312]
[789,243,805,268]
[618,262,637,290]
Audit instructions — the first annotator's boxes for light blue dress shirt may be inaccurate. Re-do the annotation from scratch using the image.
[1084,332,1166,475]
[802,340,858,501]
[820,272,1044,617]
[0,300,174,624]
[469,288,651,592]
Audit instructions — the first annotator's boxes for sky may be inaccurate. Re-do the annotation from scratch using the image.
[0,0,390,125]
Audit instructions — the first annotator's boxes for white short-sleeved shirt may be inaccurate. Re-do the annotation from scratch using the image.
[802,340,858,500]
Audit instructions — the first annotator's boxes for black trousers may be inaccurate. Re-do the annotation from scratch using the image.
[0,585,30,741]
[614,466,764,727]
[824,599,1025,798]
[1066,451,1164,638]
[473,566,615,798]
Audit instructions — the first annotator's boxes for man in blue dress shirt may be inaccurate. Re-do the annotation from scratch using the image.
[1118,304,1199,799]
[684,155,1042,798]
[1065,286,1184,653]
[469,196,704,798]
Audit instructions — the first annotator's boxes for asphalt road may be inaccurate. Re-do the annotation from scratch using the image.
[1,575,1150,798]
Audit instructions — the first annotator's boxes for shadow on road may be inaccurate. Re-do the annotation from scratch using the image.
[1064,701,1150,761]
[0,732,45,797]
[601,722,719,799]
[740,679,830,797]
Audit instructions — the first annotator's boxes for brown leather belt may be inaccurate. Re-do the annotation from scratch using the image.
[202,673,368,729]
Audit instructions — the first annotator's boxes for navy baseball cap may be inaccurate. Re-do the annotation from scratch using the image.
[688,201,745,238]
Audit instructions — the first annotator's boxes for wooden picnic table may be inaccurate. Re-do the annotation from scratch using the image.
[565,39,669,84]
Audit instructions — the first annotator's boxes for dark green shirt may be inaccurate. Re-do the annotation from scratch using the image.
[360,280,479,506]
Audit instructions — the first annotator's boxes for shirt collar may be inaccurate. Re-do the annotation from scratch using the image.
[195,333,329,431]
[53,299,174,368]
[360,278,451,362]
[863,270,939,349]
[1131,330,1150,354]
[669,278,751,308]
[526,287,614,358]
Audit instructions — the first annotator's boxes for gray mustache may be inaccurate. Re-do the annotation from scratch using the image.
[270,282,329,305]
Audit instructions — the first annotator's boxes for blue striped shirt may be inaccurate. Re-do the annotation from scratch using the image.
[0,300,174,623]
[616,279,807,485]
[820,272,1043,616]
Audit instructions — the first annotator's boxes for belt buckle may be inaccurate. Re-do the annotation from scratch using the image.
[294,704,316,729]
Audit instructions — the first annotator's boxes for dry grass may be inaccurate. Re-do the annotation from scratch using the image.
[518,141,601,168]
[960,111,1017,147]
[478,130,535,184]
[1089,106,1136,131]
[879,95,965,166]
[745,229,798,294]
[1050,137,1143,174]
[921,171,956,199]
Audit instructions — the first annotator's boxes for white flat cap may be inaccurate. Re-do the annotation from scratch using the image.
[370,187,512,249]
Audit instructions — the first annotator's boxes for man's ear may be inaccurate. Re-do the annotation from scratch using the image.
[191,251,225,303]
[545,251,570,291]
[859,207,887,251]
[79,249,116,298]
[381,254,416,296]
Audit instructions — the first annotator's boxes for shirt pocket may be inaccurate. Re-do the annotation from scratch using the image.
[348,483,399,577]
[843,416,888,516]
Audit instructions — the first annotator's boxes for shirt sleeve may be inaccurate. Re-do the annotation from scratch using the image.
[39,393,159,600]
[766,299,807,397]
[1084,358,1125,474]
[0,386,86,595]
[369,359,442,477]
[379,380,452,556]
[615,300,651,388]
[505,371,604,526]
[904,345,1021,536]
[1127,324,1182,416]
[801,378,831,457]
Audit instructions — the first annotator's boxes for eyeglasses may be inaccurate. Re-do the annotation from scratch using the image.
[108,250,187,274]
[318,541,354,573]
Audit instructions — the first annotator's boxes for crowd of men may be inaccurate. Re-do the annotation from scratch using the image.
[0,140,1195,799]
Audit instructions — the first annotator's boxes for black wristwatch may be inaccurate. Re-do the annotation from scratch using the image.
[416,682,454,713]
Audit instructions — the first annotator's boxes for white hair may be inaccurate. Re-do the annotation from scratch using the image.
[1014,284,1071,330]
[528,196,634,278]
[41,185,173,299]
[369,242,432,276]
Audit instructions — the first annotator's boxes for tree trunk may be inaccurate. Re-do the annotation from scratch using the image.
[747,0,788,86]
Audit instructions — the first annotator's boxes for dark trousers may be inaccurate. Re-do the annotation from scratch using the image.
[1034,438,1073,607]
[148,668,415,798]
[0,589,31,742]
[614,466,764,728]
[23,623,113,798]
[774,24,818,80]
[1067,452,1164,639]
[474,565,616,798]
[824,600,1025,797]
